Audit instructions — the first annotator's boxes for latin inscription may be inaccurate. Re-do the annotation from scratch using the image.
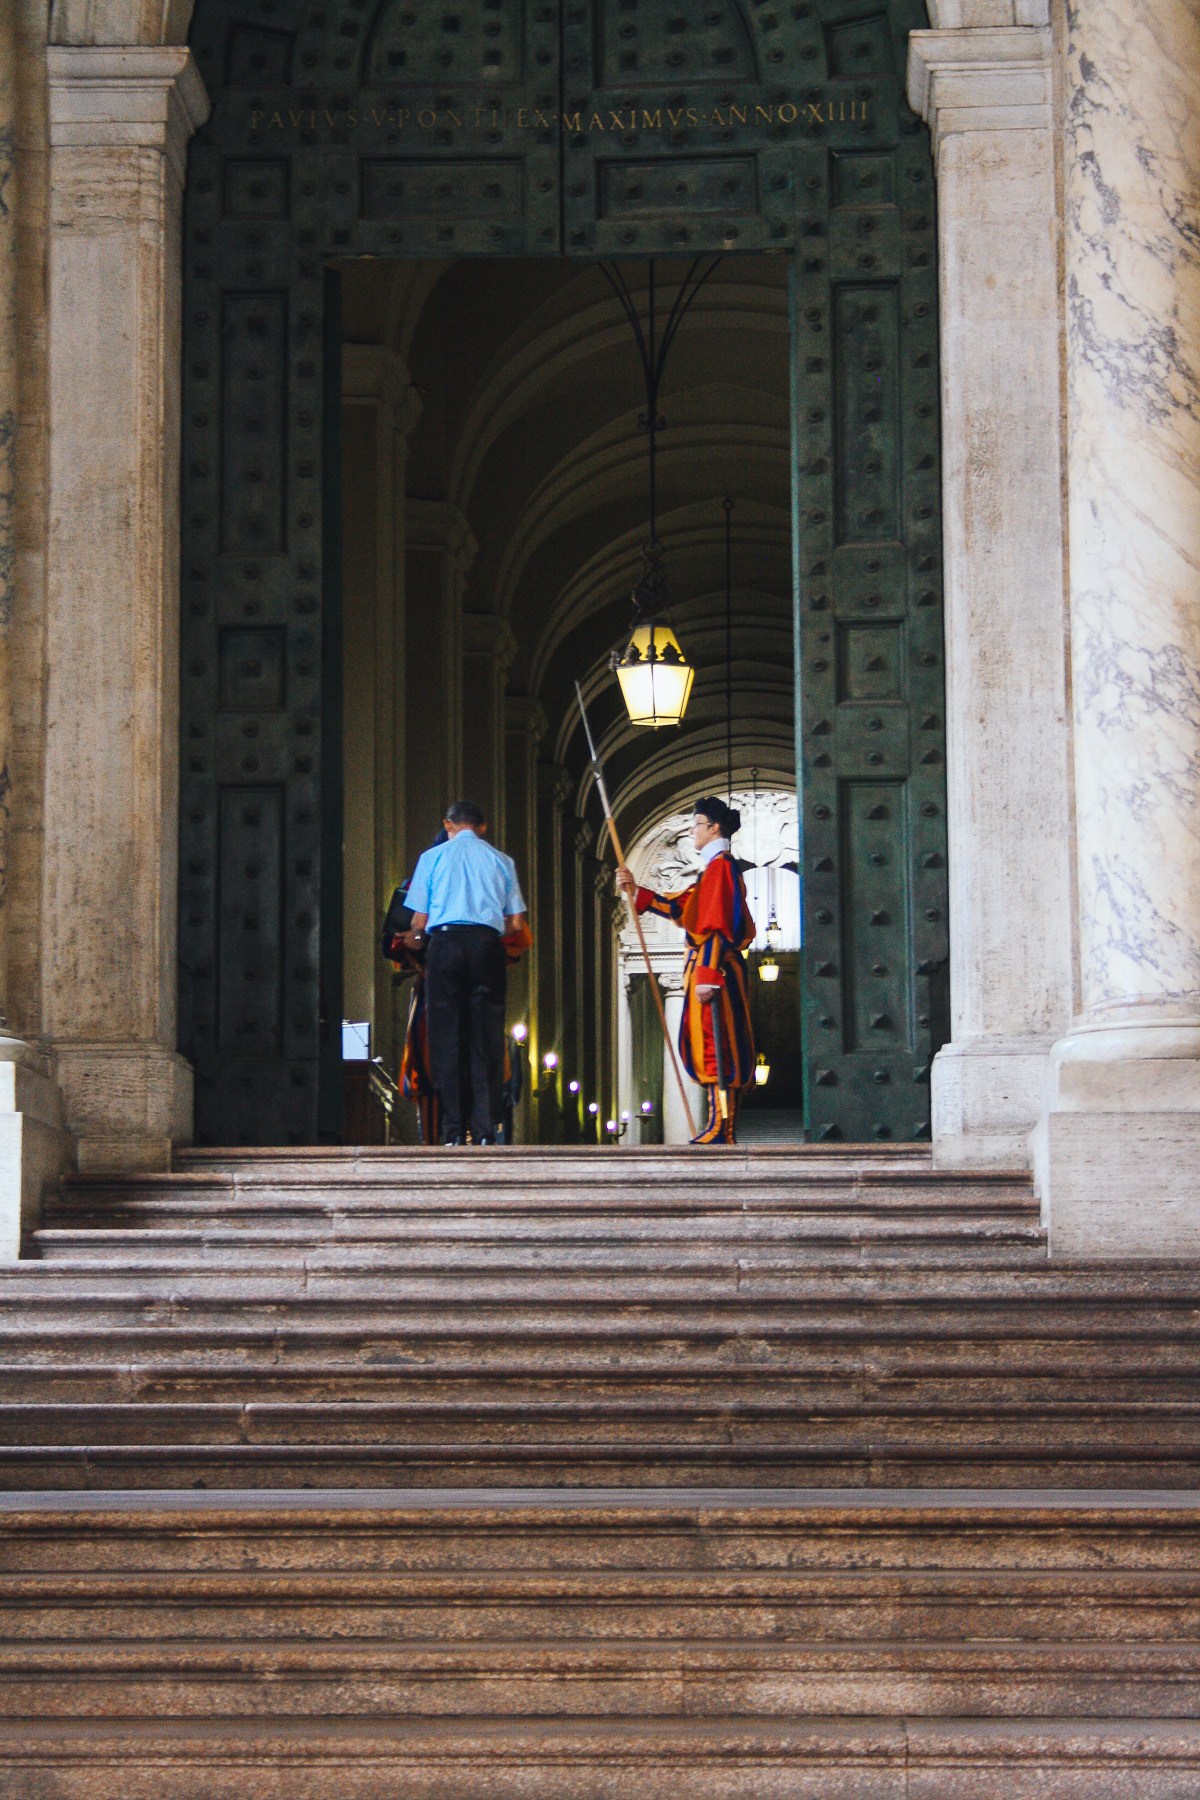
[248,95,872,136]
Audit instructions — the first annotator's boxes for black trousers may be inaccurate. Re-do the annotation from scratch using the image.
[424,925,507,1141]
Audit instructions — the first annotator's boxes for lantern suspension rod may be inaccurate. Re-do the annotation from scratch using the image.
[723,495,734,801]
[599,256,724,550]
[575,679,699,1139]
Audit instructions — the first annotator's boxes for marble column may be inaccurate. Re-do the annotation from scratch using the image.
[405,500,474,854]
[42,48,208,1172]
[341,345,420,1076]
[1034,0,1200,1255]
[461,612,517,837]
[0,0,71,1253]
[659,964,702,1146]
[907,11,1075,1170]
[503,696,544,1144]
[533,763,568,1089]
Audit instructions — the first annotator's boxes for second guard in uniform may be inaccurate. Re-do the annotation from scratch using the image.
[616,796,755,1145]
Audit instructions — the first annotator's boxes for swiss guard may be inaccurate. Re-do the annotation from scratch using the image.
[616,796,755,1145]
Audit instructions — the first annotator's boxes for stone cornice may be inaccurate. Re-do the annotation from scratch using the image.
[906,27,1052,158]
[47,46,209,186]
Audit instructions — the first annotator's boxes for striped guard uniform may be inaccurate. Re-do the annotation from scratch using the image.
[634,848,756,1144]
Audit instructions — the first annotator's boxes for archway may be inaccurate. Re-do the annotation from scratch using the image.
[178,0,947,1145]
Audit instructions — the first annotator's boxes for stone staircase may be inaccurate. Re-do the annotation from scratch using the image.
[1,1145,1198,1795]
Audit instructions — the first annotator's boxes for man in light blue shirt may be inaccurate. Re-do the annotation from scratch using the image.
[406,800,527,1145]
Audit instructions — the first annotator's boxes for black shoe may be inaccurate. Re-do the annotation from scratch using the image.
[442,1133,463,1147]
[476,1135,498,1146]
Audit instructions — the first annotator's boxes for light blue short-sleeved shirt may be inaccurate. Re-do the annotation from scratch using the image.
[405,830,526,933]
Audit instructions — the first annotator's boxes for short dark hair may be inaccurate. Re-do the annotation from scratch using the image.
[445,800,486,829]
[695,795,741,838]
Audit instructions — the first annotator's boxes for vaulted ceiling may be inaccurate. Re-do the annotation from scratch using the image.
[342,253,794,851]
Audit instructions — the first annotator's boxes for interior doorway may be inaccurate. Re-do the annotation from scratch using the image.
[336,254,796,1145]
[177,0,948,1146]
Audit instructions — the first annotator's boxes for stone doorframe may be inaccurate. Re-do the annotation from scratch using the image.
[8,1,1066,1231]
[8,0,1200,1258]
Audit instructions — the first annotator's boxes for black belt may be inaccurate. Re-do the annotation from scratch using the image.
[429,922,500,934]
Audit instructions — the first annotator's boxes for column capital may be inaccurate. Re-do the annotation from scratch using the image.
[342,345,422,439]
[463,611,518,672]
[407,498,478,575]
[537,760,572,809]
[506,695,547,744]
[47,46,210,186]
[906,26,1051,157]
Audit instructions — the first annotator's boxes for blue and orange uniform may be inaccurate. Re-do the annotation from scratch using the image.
[633,845,755,1144]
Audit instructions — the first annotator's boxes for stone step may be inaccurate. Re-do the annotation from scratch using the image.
[7,1362,1194,1404]
[171,1145,941,1174]
[2,1444,1198,1490]
[12,1264,1200,1306]
[25,1231,1050,1272]
[50,1182,1039,1224]
[5,1714,1199,1799]
[0,1491,1198,1796]
[30,1209,1043,1238]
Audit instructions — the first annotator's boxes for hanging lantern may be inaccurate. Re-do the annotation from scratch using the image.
[765,906,782,950]
[598,260,720,733]
[615,619,695,729]
[758,954,780,984]
[754,1052,771,1087]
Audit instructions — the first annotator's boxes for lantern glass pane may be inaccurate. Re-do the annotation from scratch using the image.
[616,626,694,727]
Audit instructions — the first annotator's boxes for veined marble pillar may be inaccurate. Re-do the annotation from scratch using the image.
[1035,0,1200,1255]
[406,500,474,853]
[0,0,71,1253]
[461,612,517,837]
[43,48,208,1171]
[908,14,1075,1170]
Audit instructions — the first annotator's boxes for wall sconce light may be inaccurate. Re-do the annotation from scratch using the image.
[754,1052,771,1087]
[511,1023,528,1044]
[758,955,779,984]
[542,1051,559,1074]
[568,1079,581,1095]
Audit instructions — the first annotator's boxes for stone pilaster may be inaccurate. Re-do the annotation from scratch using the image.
[1033,0,1200,1254]
[535,760,570,1135]
[42,48,208,1172]
[406,500,475,853]
[908,20,1075,1170]
[341,345,421,1075]
[461,611,517,838]
[503,696,544,1080]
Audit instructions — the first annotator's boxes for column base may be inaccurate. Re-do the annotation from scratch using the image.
[1032,1020,1200,1259]
[51,1043,194,1174]
[931,1035,1051,1171]
[0,1038,75,1259]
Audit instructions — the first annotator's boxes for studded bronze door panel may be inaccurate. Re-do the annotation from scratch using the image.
[180,0,562,1143]
[180,0,945,1144]
[559,0,896,257]
[791,73,948,1143]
